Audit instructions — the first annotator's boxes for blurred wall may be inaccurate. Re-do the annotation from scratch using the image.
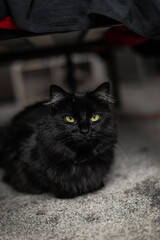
[0,66,14,102]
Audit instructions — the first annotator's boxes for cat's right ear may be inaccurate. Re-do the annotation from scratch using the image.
[44,85,67,105]
[50,85,67,99]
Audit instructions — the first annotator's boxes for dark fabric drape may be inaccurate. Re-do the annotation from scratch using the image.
[1,0,93,32]
[89,0,160,39]
[0,0,160,39]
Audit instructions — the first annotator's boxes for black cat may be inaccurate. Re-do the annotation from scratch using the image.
[1,82,117,198]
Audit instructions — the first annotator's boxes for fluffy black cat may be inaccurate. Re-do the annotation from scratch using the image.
[1,82,117,198]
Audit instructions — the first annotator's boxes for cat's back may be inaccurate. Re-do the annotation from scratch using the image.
[0,102,48,167]
[12,102,48,127]
[7,102,49,144]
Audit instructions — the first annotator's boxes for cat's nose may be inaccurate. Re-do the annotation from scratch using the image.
[80,128,89,135]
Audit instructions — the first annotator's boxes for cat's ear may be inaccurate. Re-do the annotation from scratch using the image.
[94,82,110,95]
[44,85,67,105]
[50,85,67,98]
[91,82,114,103]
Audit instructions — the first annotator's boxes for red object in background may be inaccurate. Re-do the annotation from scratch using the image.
[102,25,148,47]
[0,16,21,29]
[0,17,148,48]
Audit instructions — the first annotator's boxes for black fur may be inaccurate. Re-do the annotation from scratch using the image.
[1,83,117,198]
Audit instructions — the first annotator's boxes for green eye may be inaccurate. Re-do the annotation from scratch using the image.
[90,114,100,122]
[66,116,75,123]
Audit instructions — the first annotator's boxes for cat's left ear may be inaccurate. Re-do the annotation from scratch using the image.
[91,82,114,103]
[44,85,67,105]
[94,82,110,94]
[91,82,115,103]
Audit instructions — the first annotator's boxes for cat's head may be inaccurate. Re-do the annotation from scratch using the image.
[45,82,117,152]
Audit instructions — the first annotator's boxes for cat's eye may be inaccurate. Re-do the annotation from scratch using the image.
[90,114,100,122]
[66,116,75,123]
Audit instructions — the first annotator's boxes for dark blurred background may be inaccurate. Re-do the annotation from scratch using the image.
[0,29,160,132]
[1,37,160,125]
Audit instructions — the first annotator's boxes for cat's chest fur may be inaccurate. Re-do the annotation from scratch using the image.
[44,156,107,198]
[28,139,109,198]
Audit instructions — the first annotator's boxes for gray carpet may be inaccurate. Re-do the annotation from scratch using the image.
[0,119,160,240]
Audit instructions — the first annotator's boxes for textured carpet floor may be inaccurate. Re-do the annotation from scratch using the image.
[0,118,160,240]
